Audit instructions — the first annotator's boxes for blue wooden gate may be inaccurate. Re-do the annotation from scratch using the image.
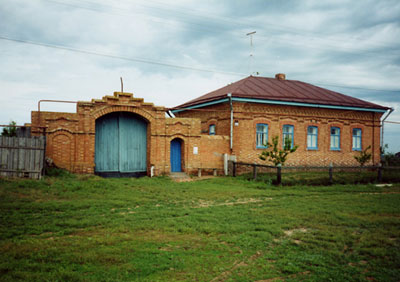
[170,138,182,172]
[95,112,147,177]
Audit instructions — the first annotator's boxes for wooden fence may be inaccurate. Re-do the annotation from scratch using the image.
[0,136,46,179]
[228,161,399,185]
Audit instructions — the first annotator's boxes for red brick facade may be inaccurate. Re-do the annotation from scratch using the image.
[176,102,383,166]
[31,90,384,176]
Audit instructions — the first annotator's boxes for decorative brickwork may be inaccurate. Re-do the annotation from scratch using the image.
[31,92,230,175]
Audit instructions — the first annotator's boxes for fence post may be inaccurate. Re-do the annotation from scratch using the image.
[378,164,382,183]
[276,164,282,185]
[329,162,333,184]
[253,164,257,180]
[233,162,236,177]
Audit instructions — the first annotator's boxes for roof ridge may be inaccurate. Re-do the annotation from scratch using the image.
[172,75,389,111]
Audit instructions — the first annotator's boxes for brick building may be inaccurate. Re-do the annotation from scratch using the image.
[172,74,390,167]
[30,74,390,176]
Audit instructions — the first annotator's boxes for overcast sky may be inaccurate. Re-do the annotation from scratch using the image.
[1,0,399,152]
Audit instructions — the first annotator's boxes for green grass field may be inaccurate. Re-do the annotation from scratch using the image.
[0,173,399,281]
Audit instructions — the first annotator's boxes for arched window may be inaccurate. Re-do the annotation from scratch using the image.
[330,127,341,150]
[256,124,268,148]
[307,126,318,150]
[209,124,216,135]
[283,125,294,149]
[352,128,362,151]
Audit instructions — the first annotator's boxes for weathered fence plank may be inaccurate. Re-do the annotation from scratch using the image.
[231,161,399,185]
[0,136,46,179]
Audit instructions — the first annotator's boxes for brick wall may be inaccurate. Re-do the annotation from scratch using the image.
[31,92,230,176]
[199,135,230,174]
[176,102,383,166]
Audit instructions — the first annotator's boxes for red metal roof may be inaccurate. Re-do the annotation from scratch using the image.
[173,76,389,111]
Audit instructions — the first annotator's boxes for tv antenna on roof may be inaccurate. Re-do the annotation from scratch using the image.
[246,31,256,75]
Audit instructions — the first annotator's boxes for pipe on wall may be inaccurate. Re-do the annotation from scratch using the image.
[228,93,233,151]
[381,107,394,149]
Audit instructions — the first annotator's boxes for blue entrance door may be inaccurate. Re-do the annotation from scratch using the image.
[95,112,147,177]
[170,139,182,172]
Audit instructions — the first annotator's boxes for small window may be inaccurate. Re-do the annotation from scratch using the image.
[352,128,362,151]
[330,127,340,150]
[256,124,268,148]
[209,124,216,135]
[307,126,318,150]
[283,125,294,149]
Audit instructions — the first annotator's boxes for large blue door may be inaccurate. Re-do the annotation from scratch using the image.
[95,113,119,172]
[95,112,147,177]
[119,113,147,173]
[170,139,182,172]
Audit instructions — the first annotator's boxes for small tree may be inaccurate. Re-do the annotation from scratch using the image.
[1,121,17,137]
[354,145,372,166]
[259,135,298,166]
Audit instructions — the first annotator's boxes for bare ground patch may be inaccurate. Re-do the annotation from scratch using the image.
[192,198,272,208]
[284,228,308,237]
[172,176,216,182]
[272,228,309,244]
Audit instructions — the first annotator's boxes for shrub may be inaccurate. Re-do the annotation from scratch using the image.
[259,136,298,166]
[1,121,17,137]
[354,145,372,166]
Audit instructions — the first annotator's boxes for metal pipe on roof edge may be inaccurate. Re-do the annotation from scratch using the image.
[36,100,78,134]
[38,99,78,112]
[228,93,233,151]
[381,107,394,149]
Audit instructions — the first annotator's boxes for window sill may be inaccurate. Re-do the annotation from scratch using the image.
[330,148,341,151]
[256,147,268,150]
[307,148,318,151]
[352,149,361,151]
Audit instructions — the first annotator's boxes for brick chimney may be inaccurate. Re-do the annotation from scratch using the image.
[275,73,286,80]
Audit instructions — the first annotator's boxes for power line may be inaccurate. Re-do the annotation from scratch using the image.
[312,82,400,93]
[0,35,244,76]
[1,35,399,93]
[120,0,398,50]
[254,34,399,58]
[384,121,400,125]
[44,0,235,36]
[44,0,399,57]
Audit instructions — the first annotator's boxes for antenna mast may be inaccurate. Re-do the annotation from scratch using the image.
[246,31,256,75]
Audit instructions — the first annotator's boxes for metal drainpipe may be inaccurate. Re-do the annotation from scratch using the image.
[381,108,394,149]
[228,93,233,151]
[372,112,375,164]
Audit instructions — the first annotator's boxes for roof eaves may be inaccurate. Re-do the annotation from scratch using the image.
[231,97,388,113]
[172,96,389,113]
[171,97,229,113]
